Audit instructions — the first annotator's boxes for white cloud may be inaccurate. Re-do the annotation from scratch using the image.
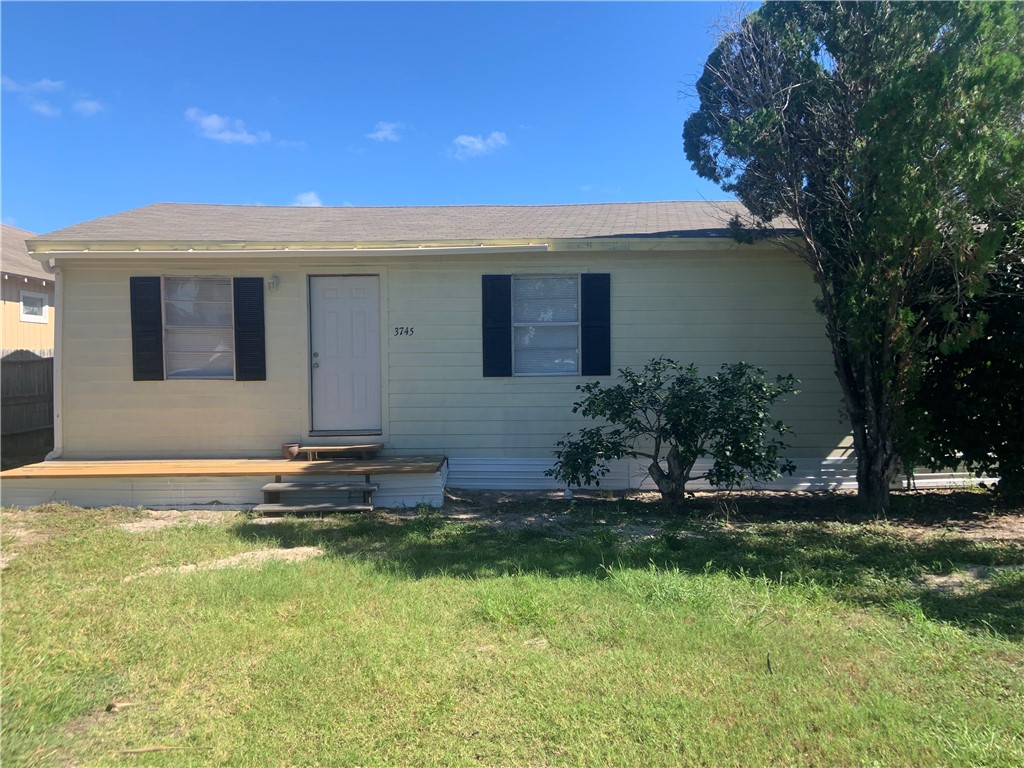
[4,77,66,117]
[450,131,508,160]
[2,76,64,93]
[31,101,60,117]
[292,192,323,207]
[185,107,270,145]
[73,98,104,117]
[367,121,402,142]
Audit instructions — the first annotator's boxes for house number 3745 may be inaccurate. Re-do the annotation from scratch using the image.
[393,326,415,337]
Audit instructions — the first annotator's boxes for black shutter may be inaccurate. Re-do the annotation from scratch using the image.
[481,275,512,377]
[580,273,611,376]
[130,276,164,381]
[233,277,266,381]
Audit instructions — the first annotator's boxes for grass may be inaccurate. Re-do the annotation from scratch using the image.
[2,497,1023,766]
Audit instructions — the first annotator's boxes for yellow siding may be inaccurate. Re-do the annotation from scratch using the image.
[56,245,850,462]
[1,276,55,356]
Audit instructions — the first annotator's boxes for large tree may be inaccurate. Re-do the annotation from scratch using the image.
[902,245,1024,497]
[684,1,1024,513]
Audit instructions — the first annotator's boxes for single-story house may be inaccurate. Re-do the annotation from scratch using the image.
[4,200,957,509]
[2,224,55,359]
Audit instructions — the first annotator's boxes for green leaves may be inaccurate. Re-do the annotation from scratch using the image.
[547,359,798,506]
[682,0,1024,513]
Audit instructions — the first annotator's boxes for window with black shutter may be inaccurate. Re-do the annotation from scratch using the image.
[482,273,610,377]
[130,276,266,381]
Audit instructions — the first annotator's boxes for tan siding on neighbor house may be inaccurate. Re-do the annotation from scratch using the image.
[55,245,851,470]
[2,277,55,356]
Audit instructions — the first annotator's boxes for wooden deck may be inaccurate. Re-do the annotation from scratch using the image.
[0,456,446,480]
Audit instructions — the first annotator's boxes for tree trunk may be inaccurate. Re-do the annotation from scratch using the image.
[822,305,901,516]
[647,446,694,510]
[844,356,901,516]
[851,420,898,515]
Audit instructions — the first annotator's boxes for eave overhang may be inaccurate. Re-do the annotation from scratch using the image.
[26,234,793,267]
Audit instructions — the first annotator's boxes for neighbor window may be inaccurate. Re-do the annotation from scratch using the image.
[20,290,48,323]
[512,275,580,375]
[163,276,235,379]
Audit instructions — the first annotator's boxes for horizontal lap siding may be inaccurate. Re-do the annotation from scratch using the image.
[57,246,848,462]
[382,249,847,459]
[60,263,306,458]
[2,279,55,355]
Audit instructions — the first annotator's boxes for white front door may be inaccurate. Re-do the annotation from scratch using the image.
[309,275,382,433]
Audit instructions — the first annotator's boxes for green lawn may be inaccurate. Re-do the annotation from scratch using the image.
[2,498,1023,767]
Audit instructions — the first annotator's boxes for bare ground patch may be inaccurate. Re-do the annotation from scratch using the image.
[1,516,51,569]
[429,487,1024,544]
[915,563,1024,593]
[118,509,242,533]
[124,546,324,582]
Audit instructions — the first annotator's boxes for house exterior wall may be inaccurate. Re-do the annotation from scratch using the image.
[1,275,55,358]
[54,242,854,488]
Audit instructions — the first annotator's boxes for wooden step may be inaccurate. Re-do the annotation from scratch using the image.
[261,481,379,494]
[252,503,374,516]
[296,443,384,459]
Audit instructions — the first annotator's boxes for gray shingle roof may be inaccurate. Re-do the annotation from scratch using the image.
[1,225,46,279]
[36,201,789,244]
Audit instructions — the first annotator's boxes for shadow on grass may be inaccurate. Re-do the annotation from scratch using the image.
[233,495,1024,639]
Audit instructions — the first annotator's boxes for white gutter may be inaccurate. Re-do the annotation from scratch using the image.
[27,244,552,259]
[39,257,63,460]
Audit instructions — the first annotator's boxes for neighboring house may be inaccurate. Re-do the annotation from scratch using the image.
[5,200,915,507]
[1,225,56,468]
[2,224,55,359]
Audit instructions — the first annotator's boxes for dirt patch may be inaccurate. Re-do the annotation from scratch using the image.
[431,488,1024,544]
[124,546,324,582]
[119,509,242,533]
[896,514,1024,544]
[1,523,50,569]
[915,563,1024,593]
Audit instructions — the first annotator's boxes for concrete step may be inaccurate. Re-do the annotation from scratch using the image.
[252,503,374,516]
[261,481,379,494]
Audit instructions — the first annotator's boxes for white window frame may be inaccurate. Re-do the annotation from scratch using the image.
[162,276,236,381]
[19,290,48,324]
[512,274,581,377]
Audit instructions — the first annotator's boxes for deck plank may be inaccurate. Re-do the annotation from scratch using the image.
[0,457,446,480]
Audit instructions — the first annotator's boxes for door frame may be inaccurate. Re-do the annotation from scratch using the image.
[306,272,388,438]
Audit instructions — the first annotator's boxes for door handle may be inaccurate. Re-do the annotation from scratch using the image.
[312,362,319,369]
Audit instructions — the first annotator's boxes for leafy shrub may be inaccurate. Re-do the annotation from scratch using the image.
[546,359,798,508]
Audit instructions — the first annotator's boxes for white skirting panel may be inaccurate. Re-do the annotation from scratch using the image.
[373,460,448,508]
[0,476,259,510]
[446,456,862,491]
[445,455,982,492]
[0,465,448,510]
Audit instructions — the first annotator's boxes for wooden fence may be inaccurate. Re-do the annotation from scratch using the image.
[1,357,54,468]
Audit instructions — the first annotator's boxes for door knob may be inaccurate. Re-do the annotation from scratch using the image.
[312,362,319,369]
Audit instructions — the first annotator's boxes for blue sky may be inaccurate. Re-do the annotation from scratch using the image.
[2,1,739,234]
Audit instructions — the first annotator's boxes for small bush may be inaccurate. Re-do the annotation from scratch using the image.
[547,359,797,508]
